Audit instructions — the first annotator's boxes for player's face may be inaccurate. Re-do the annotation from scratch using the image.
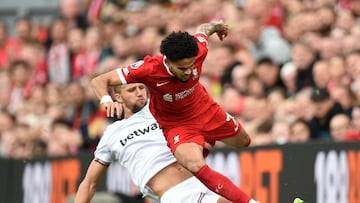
[119,83,147,113]
[167,57,196,82]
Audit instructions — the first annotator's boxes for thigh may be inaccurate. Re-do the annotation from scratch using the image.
[160,177,220,203]
[204,106,243,145]
[164,126,207,155]
[219,127,251,147]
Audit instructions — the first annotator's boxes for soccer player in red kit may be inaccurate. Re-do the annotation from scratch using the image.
[91,21,258,203]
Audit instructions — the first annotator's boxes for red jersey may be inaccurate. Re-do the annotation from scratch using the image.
[116,33,216,127]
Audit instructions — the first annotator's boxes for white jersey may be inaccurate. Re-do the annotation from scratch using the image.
[94,102,176,195]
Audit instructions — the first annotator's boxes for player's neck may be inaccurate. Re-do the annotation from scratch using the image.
[123,109,134,119]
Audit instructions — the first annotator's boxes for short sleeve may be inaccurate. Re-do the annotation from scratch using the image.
[94,134,112,165]
[116,57,154,84]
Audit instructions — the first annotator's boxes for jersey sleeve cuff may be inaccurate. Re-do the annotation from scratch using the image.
[194,32,208,39]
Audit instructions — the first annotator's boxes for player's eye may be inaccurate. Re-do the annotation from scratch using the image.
[128,87,136,92]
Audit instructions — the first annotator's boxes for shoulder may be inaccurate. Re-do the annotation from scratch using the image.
[194,32,208,43]
[127,56,163,72]
[101,120,126,141]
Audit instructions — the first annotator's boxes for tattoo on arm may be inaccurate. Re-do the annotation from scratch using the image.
[196,22,218,36]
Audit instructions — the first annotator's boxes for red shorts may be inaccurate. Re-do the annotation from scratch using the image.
[162,104,242,157]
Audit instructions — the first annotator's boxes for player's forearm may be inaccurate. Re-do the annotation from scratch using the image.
[91,74,113,101]
[196,22,222,37]
[74,181,97,203]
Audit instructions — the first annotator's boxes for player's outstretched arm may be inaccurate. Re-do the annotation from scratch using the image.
[196,21,228,41]
[74,160,108,203]
[91,69,122,100]
[91,69,123,118]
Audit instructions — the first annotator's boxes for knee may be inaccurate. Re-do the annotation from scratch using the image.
[183,158,206,173]
[242,132,251,147]
[237,128,251,147]
[174,144,206,173]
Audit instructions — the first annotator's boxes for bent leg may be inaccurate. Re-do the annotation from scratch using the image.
[220,127,251,147]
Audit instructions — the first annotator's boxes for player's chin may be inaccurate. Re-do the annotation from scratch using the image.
[180,77,190,82]
[137,98,147,105]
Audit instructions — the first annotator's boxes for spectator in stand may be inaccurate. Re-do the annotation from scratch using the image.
[19,41,47,87]
[46,118,83,157]
[255,57,285,94]
[271,120,291,145]
[334,9,356,35]
[238,16,291,65]
[329,113,352,142]
[345,50,360,81]
[2,18,35,69]
[1,126,21,158]
[247,72,266,99]
[283,13,304,44]
[343,102,360,141]
[110,33,133,61]
[0,69,11,112]
[8,60,32,112]
[0,21,20,68]
[329,83,355,117]
[132,28,161,59]
[341,34,359,55]
[13,17,34,45]
[0,110,15,155]
[3,123,37,159]
[316,5,337,36]
[251,119,274,146]
[203,45,238,82]
[47,18,72,85]
[59,0,88,30]
[308,87,346,140]
[267,87,287,116]
[328,56,352,88]
[229,64,251,96]
[67,28,85,81]
[350,0,360,20]
[270,89,295,124]
[312,60,331,89]
[76,25,112,77]
[19,85,48,125]
[291,40,317,92]
[242,0,284,32]
[318,37,342,60]
[293,88,314,122]
[280,62,297,96]
[219,87,244,117]
[289,119,311,143]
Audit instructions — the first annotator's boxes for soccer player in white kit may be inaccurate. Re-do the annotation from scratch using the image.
[74,83,232,203]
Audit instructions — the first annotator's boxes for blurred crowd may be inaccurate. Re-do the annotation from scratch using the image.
[1,0,360,159]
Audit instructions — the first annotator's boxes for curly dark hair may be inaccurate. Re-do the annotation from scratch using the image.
[160,31,199,62]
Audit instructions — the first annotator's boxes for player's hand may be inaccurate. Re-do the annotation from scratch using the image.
[214,21,228,41]
[103,102,123,118]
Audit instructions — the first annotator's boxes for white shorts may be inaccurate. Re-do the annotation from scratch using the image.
[160,176,220,203]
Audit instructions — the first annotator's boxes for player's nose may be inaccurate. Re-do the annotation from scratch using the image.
[184,68,192,75]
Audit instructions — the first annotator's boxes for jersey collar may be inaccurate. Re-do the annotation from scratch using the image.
[163,55,174,76]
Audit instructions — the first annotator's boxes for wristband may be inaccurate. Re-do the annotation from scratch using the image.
[100,95,113,104]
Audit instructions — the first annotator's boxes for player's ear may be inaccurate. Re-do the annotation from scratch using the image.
[113,93,124,103]
[164,57,172,66]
